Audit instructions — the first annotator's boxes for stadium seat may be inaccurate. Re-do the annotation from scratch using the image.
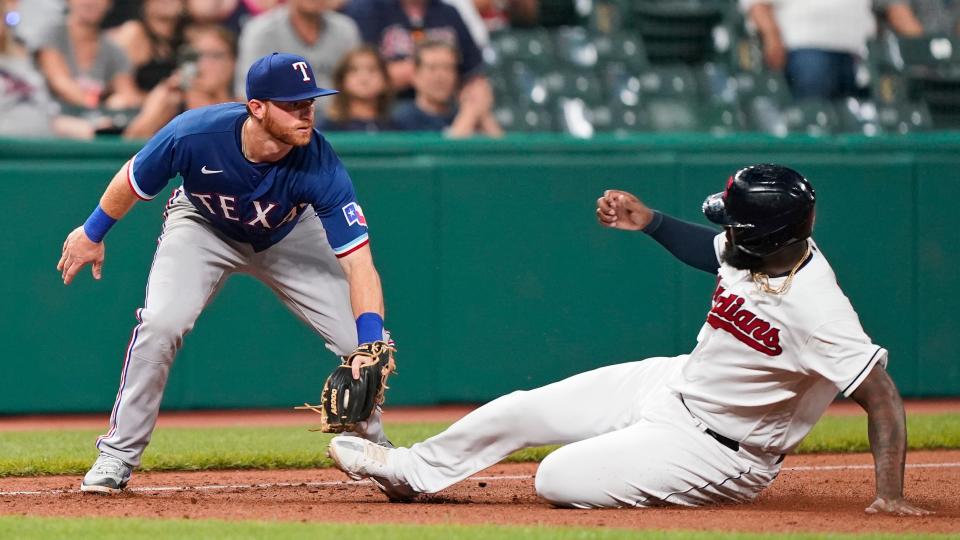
[630,0,724,64]
[896,36,960,71]
[778,100,839,136]
[837,98,884,136]
[593,31,649,72]
[645,98,700,131]
[733,71,791,105]
[589,0,631,34]
[489,29,556,68]
[870,72,911,105]
[696,62,738,104]
[589,102,650,133]
[493,104,555,132]
[635,65,698,98]
[553,27,600,69]
[698,102,746,135]
[540,69,605,105]
[554,98,597,137]
[509,63,552,106]
[877,102,934,133]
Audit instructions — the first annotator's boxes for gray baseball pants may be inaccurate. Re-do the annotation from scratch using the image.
[97,189,387,466]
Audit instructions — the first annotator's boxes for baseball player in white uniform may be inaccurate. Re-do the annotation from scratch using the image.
[327,164,930,516]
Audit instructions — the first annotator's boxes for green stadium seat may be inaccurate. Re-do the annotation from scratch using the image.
[837,98,884,136]
[645,98,700,131]
[489,29,556,67]
[593,32,649,72]
[589,102,650,133]
[734,71,791,105]
[631,0,724,64]
[896,36,960,70]
[589,0,632,34]
[554,27,600,69]
[779,100,839,136]
[698,102,746,135]
[509,63,552,106]
[877,102,934,133]
[870,72,911,105]
[493,104,555,132]
[636,65,698,98]
[540,69,605,105]
[696,62,737,104]
[554,97,598,137]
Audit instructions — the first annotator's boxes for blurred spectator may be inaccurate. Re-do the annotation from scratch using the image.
[876,0,960,37]
[320,45,396,132]
[236,0,360,100]
[124,25,239,138]
[35,0,141,111]
[474,0,538,32]
[343,0,484,98]
[392,39,501,137]
[186,0,258,35]
[0,0,95,138]
[742,0,875,100]
[13,0,64,50]
[108,0,186,95]
[443,0,488,49]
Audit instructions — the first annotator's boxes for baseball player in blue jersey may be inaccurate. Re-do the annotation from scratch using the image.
[58,52,392,493]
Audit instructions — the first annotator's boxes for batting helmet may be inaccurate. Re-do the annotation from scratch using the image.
[702,164,816,257]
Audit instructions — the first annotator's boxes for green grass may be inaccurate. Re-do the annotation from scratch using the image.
[0,516,954,540]
[1,414,958,477]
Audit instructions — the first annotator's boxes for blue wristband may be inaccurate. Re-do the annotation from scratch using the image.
[82,205,118,243]
[356,312,384,345]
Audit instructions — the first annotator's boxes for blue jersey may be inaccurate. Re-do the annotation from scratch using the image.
[128,102,369,255]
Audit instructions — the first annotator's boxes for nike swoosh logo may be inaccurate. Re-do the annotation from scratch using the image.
[201,166,223,174]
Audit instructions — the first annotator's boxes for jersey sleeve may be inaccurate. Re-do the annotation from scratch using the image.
[801,319,889,397]
[128,116,181,200]
[307,138,370,257]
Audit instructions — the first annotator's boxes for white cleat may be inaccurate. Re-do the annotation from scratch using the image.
[328,435,418,502]
[80,453,133,494]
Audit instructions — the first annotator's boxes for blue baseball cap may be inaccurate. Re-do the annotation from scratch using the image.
[245,52,338,102]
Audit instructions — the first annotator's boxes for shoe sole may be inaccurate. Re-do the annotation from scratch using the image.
[79,482,126,494]
[327,442,417,502]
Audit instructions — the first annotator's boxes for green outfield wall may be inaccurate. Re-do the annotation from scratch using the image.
[2,132,959,413]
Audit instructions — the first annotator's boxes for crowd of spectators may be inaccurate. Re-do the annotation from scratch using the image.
[1,0,959,140]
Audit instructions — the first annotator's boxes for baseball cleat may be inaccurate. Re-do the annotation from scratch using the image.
[80,453,133,494]
[328,435,418,502]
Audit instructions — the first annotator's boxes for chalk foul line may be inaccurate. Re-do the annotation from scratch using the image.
[1,463,958,497]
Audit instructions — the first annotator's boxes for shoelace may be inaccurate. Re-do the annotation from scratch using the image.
[93,456,126,475]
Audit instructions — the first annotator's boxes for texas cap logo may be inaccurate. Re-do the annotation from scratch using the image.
[292,61,311,82]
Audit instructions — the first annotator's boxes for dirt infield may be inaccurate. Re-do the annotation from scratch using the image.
[1,402,958,534]
[0,452,957,533]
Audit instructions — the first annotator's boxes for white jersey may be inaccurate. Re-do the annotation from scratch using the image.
[670,235,887,454]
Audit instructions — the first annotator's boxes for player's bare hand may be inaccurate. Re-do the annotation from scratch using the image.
[865,497,933,516]
[57,226,105,285]
[596,190,654,231]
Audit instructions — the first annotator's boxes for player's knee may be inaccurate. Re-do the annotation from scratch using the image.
[534,452,577,507]
[138,308,197,349]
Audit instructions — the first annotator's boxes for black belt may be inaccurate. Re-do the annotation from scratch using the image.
[704,426,739,453]
[678,394,739,452]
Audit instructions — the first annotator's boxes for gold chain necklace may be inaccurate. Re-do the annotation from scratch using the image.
[751,243,811,295]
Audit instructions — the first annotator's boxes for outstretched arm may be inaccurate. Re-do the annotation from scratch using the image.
[337,244,386,379]
[849,364,932,516]
[57,160,140,284]
[596,190,719,273]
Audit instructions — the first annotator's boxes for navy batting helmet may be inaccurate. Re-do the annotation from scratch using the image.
[702,164,816,257]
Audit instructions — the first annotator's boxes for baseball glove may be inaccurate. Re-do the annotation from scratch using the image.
[296,340,397,433]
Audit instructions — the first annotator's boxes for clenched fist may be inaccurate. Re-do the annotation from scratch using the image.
[596,190,654,231]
